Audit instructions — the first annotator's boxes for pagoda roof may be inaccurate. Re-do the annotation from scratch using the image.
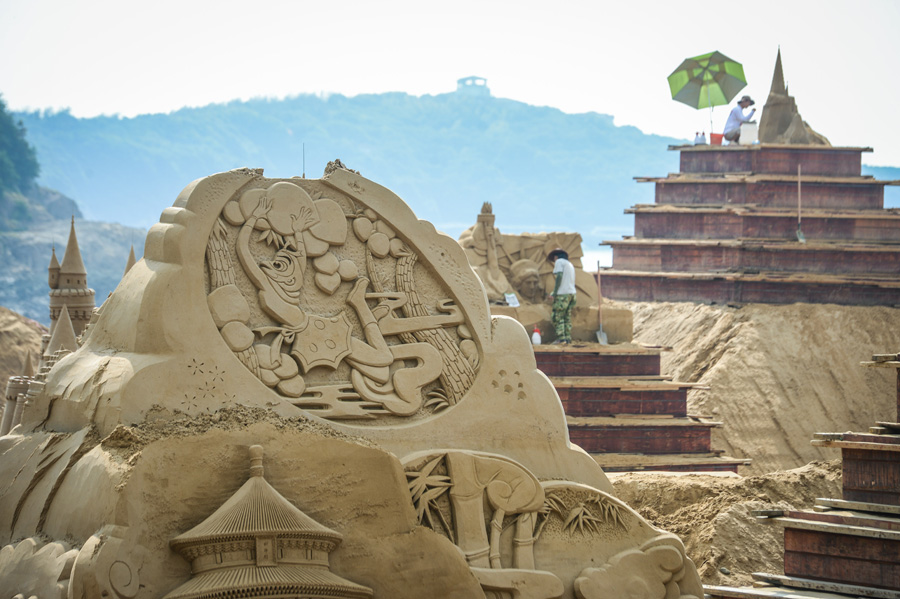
[163,564,373,599]
[170,446,342,550]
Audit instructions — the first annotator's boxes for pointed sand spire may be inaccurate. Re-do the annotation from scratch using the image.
[21,353,34,378]
[123,244,137,277]
[48,245,60,270]
[59,216,87,277]
[46,306,78,356]
[769,47,786,96]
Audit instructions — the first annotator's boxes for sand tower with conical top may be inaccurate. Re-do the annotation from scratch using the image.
[49,218,95,336]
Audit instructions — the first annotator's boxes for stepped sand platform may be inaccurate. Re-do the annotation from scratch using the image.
[602,145,900,306]
[535,344,749,473]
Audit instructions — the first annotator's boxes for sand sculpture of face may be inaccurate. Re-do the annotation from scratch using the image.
[510,259,543,304]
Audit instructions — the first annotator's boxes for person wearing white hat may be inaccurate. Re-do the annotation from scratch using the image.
[723,95,756,144]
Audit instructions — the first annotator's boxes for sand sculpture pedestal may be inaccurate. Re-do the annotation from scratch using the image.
[0,167,703,599]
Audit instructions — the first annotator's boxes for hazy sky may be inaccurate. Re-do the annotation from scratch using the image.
[2,0,899,166]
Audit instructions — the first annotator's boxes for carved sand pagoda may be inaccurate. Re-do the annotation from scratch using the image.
[165,445,373,599]
[601,50,900,305]
[0,165,705,598]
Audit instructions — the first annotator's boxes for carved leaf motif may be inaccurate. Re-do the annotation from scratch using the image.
[406,456,452,531]
[563,505,604,536]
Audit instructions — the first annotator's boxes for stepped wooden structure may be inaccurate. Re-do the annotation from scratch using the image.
[706,352,900,599]
[535,344,749,473]
[600,143,900,306]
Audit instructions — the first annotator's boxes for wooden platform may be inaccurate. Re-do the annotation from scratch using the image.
[629,204,900,243]
[608,238,900,276]
[533,344,661,377]
[550,376,696,417]
[673,144,872,177]
[598,269,900,306]
[533,343,745,473]
[709,351,900,596]
[604,144,900,306]
[594,452,749,473]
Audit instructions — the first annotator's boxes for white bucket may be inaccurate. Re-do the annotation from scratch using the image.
[739,122,758,145]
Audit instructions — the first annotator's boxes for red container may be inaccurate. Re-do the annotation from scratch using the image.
[710,133,724,145]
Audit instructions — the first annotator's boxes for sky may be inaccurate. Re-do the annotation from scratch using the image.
[2,0,898,166]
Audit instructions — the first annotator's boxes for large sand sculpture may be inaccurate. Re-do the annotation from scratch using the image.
[0,166,701,598]
[459,203,632,343]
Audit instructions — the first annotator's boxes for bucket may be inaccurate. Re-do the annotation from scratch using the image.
[710,133,723,146]
[739,122,758,145]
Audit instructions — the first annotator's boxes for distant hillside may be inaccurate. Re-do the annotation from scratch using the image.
[16,92,685,246]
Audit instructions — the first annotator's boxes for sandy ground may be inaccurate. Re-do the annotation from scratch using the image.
[620,300,899,474]
[611,460,842,587]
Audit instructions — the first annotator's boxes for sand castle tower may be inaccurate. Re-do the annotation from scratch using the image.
[165,445,372,599]
[48,218,95,336]
[1,354,34,436]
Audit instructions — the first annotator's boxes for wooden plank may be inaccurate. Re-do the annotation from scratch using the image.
[812,439,900,452]
[814,497,900,516]
[753,572,900,599]
[777,516,900,541]
[705,584,859,598]
[780,509,900,532]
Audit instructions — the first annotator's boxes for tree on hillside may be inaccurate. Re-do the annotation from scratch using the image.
[0,95,39,192]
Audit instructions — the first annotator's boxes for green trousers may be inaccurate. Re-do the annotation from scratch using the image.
[551,294,576,342]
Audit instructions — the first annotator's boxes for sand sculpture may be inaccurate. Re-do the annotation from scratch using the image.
[48,217,96,337]
[758,49,830,145]
[0,166,701,598]
[459,202,631,343]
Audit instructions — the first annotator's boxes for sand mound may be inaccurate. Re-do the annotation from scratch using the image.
[611,460,841,587]
[617,300,899,473]
[0,306,45,384]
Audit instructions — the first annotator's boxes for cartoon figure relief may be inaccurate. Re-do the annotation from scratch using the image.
[205,180,479,421]
[403,451,703,599]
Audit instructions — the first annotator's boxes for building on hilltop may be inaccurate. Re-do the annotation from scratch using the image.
[599,50,900,306]
[456,76,490,96]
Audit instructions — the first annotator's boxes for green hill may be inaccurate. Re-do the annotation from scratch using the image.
[16,92,685,245]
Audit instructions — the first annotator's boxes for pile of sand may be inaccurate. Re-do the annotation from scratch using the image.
[618,300,899,474]
[611,460,842,587]
[0,306,45,384]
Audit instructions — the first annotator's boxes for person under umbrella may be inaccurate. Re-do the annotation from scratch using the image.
[723,95,756,144]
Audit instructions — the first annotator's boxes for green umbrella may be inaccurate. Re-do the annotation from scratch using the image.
[668,50,747,134]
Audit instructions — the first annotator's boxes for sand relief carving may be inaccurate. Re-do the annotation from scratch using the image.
[404,451,701,599]
[0,167,702,597]
[206,181,478,421]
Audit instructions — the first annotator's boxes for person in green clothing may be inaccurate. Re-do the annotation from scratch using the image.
[547,248,576,344]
